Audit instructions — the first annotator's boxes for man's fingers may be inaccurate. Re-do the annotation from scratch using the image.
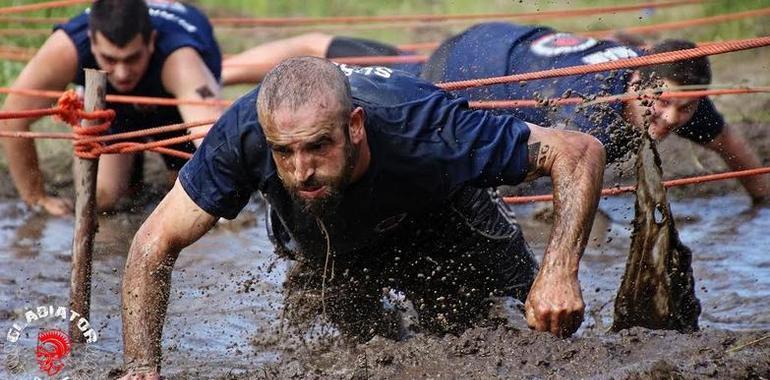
[527,301,585,337]
[550,309,566,336]
[37,196,74,216]
[525,303,551,332]
[556,310,582,337]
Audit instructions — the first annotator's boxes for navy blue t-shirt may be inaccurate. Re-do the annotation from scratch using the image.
[179,67,531,257]
[55,1,222,134]
[423,22,725,161]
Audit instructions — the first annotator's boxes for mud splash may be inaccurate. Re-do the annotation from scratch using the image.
[613,134,701,333]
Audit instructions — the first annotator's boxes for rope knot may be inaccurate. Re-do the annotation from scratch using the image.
[54,90,83,126]
[54,90,116,159]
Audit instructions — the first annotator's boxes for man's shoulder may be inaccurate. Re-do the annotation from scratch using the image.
[221,86,261,132]
[148,1,211,35]
[343,65,446,107]
[54,11,89,42]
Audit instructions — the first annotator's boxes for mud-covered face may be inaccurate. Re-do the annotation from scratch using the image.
[626,77,700,140]
[264,102,357,216]
[90,31,155,93]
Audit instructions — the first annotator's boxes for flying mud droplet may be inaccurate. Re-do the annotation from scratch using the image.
[612,133,701,333]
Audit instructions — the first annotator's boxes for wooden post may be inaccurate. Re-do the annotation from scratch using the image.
[69,69,105,342]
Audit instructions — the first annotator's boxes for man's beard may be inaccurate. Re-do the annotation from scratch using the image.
[289,142,357,218]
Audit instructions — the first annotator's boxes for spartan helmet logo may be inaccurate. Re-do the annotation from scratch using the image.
[35,329,72,376]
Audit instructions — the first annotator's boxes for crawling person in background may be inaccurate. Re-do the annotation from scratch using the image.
[222,23,768,205]
[120,57,606,378]
[0,0,224,215]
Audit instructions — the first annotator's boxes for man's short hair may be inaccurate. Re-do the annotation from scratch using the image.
[638,39,712,87]
[257,57,353,128]
[89,0,153,47]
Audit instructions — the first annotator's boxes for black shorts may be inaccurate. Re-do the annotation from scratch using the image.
[279,187,539,339]
[326,36,402,58]
[419,32,459,83]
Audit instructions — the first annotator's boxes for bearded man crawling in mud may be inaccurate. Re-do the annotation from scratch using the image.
[119,57,606,378]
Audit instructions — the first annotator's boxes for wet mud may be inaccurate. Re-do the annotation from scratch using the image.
[613,135,700,333]
[0,125,768,379]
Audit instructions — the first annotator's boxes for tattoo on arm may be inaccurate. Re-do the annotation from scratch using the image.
[525,142,552,181]
[195,85,215,99]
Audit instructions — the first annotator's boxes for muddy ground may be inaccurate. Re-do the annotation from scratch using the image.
[0,123,766,379]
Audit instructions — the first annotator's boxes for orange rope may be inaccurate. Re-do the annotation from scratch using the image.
[438,36,770,91]
[3,86,769,111]
[0,0,700,26]
[78,119,214,144]
[0,0,89,16]
[105,94,231,107]
[504,166,770,204]
[221,54,429,68]
[0,130,72,139]
[0,91,207,159]
[0,28,49,37]
[0,16,67,24]
[469,87,770,109]
[0,87,231,108]
[583,6,770,38]
[396,6,770,52]
[208,0,702,27]
[0,51,33,62]
[3,93,770,198]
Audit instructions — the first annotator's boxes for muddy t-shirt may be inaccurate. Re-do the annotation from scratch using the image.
[179,67,531,257]
[55,1,222,134]
[424,22,724,161]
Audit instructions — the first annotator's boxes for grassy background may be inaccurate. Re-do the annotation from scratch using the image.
[0,0,768,183]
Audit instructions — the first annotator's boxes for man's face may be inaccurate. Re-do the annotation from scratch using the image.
[90,31,154,93]
[264,101,357,217]
[627,77,700,140]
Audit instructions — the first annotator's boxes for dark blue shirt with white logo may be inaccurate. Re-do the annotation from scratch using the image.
[55,1,221,133]
[424,22,724,161]
[179,67,531,257]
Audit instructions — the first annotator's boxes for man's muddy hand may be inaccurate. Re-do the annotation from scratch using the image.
[524,267,585,338]
[33,195,73,216]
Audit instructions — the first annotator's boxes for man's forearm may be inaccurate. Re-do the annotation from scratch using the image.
[122,243,178,372]
[522,128,605,336]
[708,126,769,203]
[0,118,46,204]
[539,139,605,269]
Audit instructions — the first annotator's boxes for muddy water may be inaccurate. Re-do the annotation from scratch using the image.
[0,193,768,378]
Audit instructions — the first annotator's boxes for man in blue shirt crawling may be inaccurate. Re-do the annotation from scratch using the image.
[120,57,606,377]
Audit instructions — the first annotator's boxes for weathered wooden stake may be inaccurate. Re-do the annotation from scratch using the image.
[69,69,105,342]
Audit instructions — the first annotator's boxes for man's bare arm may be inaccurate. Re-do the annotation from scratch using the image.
[0,30,77,214]
[704,124,769,205]
[161,47,224,146]
[121,180,218,376]
[521,123,606,337]
[221,33,333,85]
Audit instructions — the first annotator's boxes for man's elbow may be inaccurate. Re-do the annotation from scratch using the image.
[565,134,606,170]
[583,135,606,168]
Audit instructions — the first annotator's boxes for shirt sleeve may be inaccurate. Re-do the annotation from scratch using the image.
[372,90,532,193]
[178,93,269,219]
[674,98,725,144]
